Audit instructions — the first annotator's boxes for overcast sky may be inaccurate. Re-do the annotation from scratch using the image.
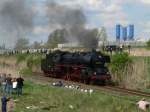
[0,0,150,47]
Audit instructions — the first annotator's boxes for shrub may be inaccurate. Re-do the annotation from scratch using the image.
[20,67,33,76]
[146,40,150,48]
[18,54,43,76]
[16,54,28,64]
[26,56,34,69]
[110,52,132,84]
[110,52,132,73]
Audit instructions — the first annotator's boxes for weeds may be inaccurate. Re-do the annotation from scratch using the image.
[110,53,150,89]
[110,52,132,85]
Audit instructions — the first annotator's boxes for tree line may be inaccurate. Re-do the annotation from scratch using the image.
[14,27,107,50]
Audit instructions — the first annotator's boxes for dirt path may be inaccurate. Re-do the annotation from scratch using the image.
[129,48,150,56]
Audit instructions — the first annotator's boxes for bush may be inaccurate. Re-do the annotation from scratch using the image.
[20,67,33,76]
[26,56,34,69]
[16,54,43,76]
[16,54,28,64]
[146,40,150,48]
[110,52,132,84]
[110,52,132,73]
[26,55,42,68]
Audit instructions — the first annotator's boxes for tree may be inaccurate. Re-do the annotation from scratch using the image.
[15,38,29,50]
[99,27,107,42]
[146,39,150,48]
[32,41,41,49]
[47,29,67,48]
[98,27,107,49]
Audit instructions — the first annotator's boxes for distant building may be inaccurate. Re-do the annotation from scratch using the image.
[116,24,134,42]
[122,27,127,41]
[116,24,121,41]
[128,25,134,40]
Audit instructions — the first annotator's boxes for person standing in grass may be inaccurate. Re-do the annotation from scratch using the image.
[12,78,17,94]
[16,76,24,96]
[1,95,10,112]
[6,74,13,96]
[0,74,7,93]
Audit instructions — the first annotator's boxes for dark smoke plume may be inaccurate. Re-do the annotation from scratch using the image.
[79,29,99,48]
[46,1,98,48]
[0,0,34,48]
[46,2,85,29]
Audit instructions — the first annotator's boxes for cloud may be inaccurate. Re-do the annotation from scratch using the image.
[33,0,150,41]
[0,0,148,46]
[134,21,150,40]
[29,0,150,42]
[141,22,150,38]
[33,26,50,35]
[55,0,127,25]
[32,0,129,41]
[140,0,150,4]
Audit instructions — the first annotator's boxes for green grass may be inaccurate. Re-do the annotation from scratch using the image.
[1,54,150,111]
[3,81,142,112]
[20,67,33,76]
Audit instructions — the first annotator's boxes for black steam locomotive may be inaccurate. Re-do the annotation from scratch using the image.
[41,50,111,85]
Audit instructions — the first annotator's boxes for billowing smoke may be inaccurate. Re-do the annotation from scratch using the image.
[46,2,98,48]
[79,29,99,48]
[46,2,85,29]
[0,0,34,48]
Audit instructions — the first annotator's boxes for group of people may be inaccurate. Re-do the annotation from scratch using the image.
[0,73,24,112]
[0,73,24,96]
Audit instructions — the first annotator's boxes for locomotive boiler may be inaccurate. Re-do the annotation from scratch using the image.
[41,50,111,85]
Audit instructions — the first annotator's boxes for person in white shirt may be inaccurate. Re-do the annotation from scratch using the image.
[12,78,17,94]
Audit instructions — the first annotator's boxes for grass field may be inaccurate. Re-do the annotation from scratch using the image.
[0,54,150,111]
[0,81,144,112]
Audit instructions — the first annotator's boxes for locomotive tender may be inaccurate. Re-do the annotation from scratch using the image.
[41,50,111,85]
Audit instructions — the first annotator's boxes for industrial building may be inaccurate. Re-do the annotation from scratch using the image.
[116,25,121,41]
[116,24,134,42]
[128,25,134,40]
[122,27,127,41]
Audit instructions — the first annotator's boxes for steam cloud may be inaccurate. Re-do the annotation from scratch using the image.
[0,0,34,48]
[46,2,98,48]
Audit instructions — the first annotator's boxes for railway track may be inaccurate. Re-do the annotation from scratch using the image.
[102,86,150,97]
[31,72,150,98]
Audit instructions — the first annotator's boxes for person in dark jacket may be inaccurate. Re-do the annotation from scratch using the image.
[16,76,24,96]
[1,74,7,93]
[1,95,10,112]
[6,74,12,96]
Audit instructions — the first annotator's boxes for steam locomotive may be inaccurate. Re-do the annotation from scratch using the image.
[41,50,111,85]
